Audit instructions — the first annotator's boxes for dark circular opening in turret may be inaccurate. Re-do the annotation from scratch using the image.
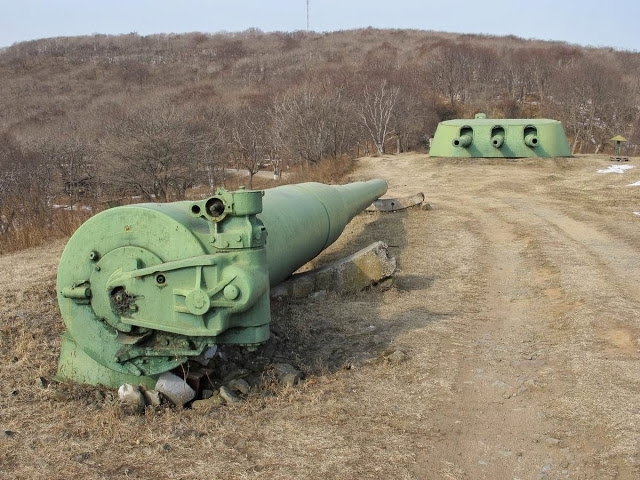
[205,198,225,218]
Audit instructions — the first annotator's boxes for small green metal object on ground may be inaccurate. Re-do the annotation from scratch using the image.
[55,180,387,387]
[429,114,571,158]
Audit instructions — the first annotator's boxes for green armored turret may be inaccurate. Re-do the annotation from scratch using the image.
[55,180,387,387]
[430,114,571,158]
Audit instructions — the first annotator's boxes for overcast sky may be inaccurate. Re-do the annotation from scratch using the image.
[1,0,638,51]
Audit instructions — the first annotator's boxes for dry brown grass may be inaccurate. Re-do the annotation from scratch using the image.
[0,208,93,255]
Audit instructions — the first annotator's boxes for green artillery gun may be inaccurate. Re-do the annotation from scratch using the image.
[55,180,387,388]
[430,114,570,158]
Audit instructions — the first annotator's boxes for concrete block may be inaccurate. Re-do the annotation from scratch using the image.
[271,241,396,298]
[366,192,425,212]
[155,372,196,406]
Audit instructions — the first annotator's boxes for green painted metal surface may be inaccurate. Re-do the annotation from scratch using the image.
[430,116,571,158]
[56,180,387,387]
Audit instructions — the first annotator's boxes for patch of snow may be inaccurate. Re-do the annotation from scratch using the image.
[628,181,640,186]
[634,212,640,216]
[597,165,634,174]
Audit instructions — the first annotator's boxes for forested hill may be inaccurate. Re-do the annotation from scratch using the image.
[0,28,638,217]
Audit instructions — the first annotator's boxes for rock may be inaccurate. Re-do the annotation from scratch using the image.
[1,430,16,440]
[367,192,425,212]
[139,386,162,407]
[118,384,145,408]
[376,277,394,290]
[421,203,433,211]
[35,377,49,388]
[221,368,251,384]
[155,373,196,406]
[545,437,560,446]
[273,363,300,376]
[51,390,70,402]
[73,452,91,463]
[192,393,225,411]
[385,350,408,364]
[191,345,218,366]
[118,384,145,414]
[270,241,396,298]
[282,373,302,387]
[201,389,214,400]
[273,363,304,386]
[492,380,512,390]
[227,378,251,395]
[219,386,241,404]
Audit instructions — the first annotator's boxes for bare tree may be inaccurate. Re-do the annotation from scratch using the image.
[391,90,426,153]
[104,102,225,201]
[551,58,634,153]
[272,87,335,164]
[0,131,57,235]
[389,64,438,152]
[118,59,151,86]
[357,80,400,154]
[30,124,98,207]
[317,81,359,160]
[428,42,476,105]
[230,105,271,189]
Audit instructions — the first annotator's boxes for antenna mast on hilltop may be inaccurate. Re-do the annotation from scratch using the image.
[306,0,310,31]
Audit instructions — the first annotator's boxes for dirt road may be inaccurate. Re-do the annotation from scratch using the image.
[1,153,639,479]
[346,154,640,479]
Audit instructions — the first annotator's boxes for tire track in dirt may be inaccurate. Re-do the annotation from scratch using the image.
[414,195,571,479]
[351,154,640,478]
[413,187,640,479]
[502,198,640,477]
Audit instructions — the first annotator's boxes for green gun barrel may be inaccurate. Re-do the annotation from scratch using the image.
[260,181,388,285]
[452,134,473,148]
[491,133,505,148]
[56,179,387,387]
[524,133,539,147]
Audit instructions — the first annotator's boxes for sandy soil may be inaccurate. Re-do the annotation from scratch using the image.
[1,153,640,479]
[347,153,640,479]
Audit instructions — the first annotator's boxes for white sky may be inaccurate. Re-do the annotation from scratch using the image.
[0,0,638,51]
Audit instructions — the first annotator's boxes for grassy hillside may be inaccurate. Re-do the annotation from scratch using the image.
[1,28,639,252]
